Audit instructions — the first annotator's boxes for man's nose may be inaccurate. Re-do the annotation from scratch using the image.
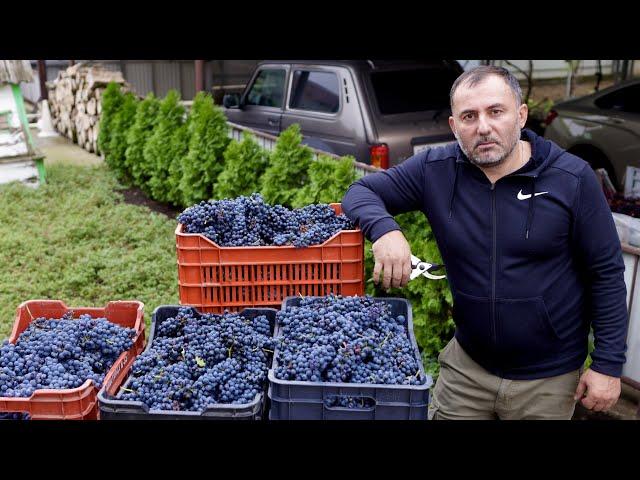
[477,114,491,135]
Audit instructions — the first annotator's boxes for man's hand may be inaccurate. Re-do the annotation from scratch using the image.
[574,368,621,412]
[371,230,412,290]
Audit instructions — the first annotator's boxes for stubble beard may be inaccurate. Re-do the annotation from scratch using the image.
[455,122,522,168]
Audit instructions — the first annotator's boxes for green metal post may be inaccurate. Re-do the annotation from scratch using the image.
[10,82,46,184]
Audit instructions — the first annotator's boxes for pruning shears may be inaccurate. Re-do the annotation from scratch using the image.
[410,255,446,281]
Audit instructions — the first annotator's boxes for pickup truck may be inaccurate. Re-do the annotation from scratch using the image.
[222,60,462,168]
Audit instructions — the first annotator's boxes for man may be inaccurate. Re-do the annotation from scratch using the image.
[341,66,628,420]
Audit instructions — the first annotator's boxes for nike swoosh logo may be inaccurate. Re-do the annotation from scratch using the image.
[517,189,549,200]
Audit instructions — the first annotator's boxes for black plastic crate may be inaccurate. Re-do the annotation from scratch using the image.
[268,296,433,420]
[98,305,277,420]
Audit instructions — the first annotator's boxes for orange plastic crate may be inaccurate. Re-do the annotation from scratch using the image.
[0,300,145,420]
[176,203,364,313]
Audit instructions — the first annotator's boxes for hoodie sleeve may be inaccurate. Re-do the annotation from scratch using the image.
[341,151,426,242]
[572,165,629,377]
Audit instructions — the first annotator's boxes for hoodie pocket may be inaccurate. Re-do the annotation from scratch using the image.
[452,290,493,356]
[496,296,559,367]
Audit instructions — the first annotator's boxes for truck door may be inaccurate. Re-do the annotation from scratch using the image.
[226,66,287,136]
[281,66,362,158]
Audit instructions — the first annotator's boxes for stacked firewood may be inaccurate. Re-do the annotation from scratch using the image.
[46,63,132,153]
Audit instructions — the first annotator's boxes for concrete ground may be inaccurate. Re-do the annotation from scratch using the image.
[31,126,103,167]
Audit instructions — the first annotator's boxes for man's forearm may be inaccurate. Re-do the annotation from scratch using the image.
[341,153,427,242]
[342,183,402,242]
[573,168,629,377]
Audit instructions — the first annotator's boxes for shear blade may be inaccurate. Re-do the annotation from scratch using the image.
[423,270,446,280]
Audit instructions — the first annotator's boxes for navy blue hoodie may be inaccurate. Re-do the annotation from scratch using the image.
[342,129,628,380]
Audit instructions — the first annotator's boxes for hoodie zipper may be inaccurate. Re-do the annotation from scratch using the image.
[490,182,497,348]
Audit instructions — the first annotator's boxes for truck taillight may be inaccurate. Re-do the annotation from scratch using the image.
[370,144,389,169]
[544,109,558,126]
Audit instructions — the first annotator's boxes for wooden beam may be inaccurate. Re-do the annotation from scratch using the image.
[37,60,48,101]
[195,60,205,93]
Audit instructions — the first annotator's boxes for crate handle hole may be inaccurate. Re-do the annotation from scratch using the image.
[323,395,376,411]
[0,411,31,420]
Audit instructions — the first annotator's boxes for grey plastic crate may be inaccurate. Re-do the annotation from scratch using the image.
[268,296,433,420]
[98,305,277,420]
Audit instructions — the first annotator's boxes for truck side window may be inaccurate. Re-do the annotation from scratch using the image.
[246,69,286,108]
[289,70,340,113]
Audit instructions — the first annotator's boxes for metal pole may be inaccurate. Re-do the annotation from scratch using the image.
[565,61,573,100]
[613,60,622,83]
[37,60,48,101]
[195,60,205,93]
[152,61,158,97]
[621,60,630,82]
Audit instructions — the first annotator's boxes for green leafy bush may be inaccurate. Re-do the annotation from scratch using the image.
[105,92,138,181]
[125,93,161,187]
[293,154,356,208]
[143,90,185,202]
[97,82,125,158]
[214,131,268,199]
[179,92,230,205]
[165,123,191,206]
[260,124,313,207]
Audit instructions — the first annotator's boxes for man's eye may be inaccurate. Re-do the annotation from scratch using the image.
[492,109,502,115]
[463,114,474,121]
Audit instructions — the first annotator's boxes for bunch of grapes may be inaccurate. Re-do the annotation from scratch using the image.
[608,193,640,217]
[273,295,425,387]
[177,193,354,247]
[119,308,274,412]
[0,313,136,398]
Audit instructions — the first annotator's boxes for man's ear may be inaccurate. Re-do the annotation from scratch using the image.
[519,103,529,129]
[448,116,456,135]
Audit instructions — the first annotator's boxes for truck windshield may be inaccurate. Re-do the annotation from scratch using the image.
[370,67,458,115]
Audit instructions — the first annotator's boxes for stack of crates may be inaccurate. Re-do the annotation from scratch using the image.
[175,203,365,313]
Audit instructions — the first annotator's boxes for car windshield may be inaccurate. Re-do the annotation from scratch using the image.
[370,67,458,115]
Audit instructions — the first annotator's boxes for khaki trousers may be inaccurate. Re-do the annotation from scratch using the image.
[428,337,581,420]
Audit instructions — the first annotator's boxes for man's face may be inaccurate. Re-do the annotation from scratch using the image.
[448,75,528,168]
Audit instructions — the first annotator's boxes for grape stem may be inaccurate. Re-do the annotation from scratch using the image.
[379,332,392,347]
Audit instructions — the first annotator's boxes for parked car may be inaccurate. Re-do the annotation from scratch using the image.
[544,78,640,189]
[222,60,463,168]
